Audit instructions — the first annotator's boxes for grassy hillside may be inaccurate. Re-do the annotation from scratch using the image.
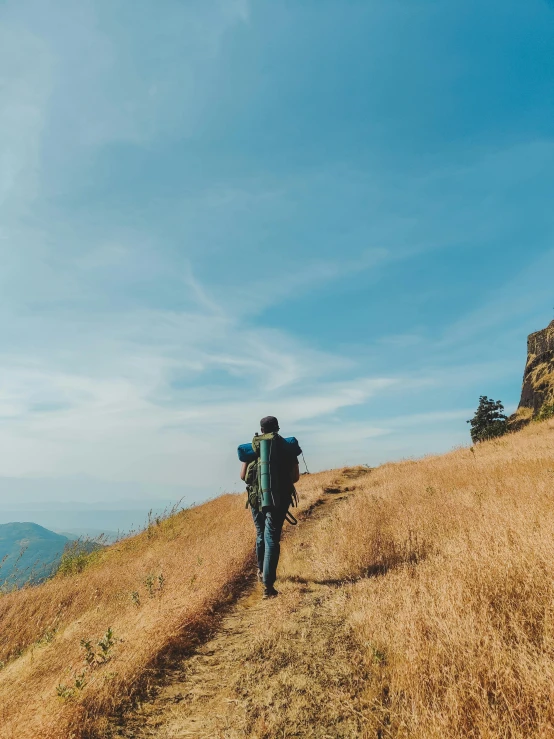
[0,476,328,738]
[266,418,554,738]
[0,523,70,588]
[2,420,554,738]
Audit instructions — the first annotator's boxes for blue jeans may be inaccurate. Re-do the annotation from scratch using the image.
[251,506,288,587]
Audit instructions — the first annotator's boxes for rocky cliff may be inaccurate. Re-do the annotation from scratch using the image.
[516,320,554,420]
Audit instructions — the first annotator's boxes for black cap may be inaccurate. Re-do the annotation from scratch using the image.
[260,416,279,433]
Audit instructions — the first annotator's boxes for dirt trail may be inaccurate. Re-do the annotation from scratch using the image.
[110,470,372,739]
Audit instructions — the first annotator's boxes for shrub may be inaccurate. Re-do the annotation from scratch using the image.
[535,402,554,422]
[467,396,508,443]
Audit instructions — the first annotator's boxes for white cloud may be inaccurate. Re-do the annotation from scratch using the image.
[0,294,398,484]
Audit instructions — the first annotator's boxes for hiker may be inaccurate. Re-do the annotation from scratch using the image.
[240,416,300,599]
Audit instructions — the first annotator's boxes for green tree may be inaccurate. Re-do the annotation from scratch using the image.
[467,396,508,443]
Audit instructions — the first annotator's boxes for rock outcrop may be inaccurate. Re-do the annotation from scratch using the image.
[517,320,554,419]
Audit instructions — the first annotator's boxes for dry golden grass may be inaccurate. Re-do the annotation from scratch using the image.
[0,495,252,738]
[3,420,554,738]
[291,418,554,737]
[108,420,554,739]
[0,473,326,739]
[166,419,553,739]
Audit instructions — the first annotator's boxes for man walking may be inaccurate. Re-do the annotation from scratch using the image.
[240,416,300,599]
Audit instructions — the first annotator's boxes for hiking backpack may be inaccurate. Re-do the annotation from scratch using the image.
[245,432,299,514]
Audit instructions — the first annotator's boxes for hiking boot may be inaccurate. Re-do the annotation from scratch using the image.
[262,585,278,599]
[256,569,263,583]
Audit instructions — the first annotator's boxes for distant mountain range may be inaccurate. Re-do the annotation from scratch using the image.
[0,522,71,587]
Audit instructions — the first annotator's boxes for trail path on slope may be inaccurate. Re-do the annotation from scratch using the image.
[110,469,374,739]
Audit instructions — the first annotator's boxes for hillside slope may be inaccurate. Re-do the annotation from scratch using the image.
[3,420,554,738]
[117,420,554,739]
[0,472,329,739]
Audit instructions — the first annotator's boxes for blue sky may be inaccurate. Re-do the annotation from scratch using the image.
[1,0,554,526]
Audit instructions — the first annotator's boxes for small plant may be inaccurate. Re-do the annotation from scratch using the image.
[56,683,75,700]
[467,396,508,443]
[36,628,57,647]
[131,590,141,607]
[97,628,115,662]
[80,638,96,666]
[58,628,117,698]
[74,671,87,690]
[79,628,117,667]
[145,574,156,598]
[146,510,155,539]
[368,644,387,665]
[535,403,554,422]
[56,670,87,700]
[143,573,165,598]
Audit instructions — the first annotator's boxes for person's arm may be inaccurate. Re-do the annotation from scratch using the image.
[291,461,300,483]
[240,461,248,481]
